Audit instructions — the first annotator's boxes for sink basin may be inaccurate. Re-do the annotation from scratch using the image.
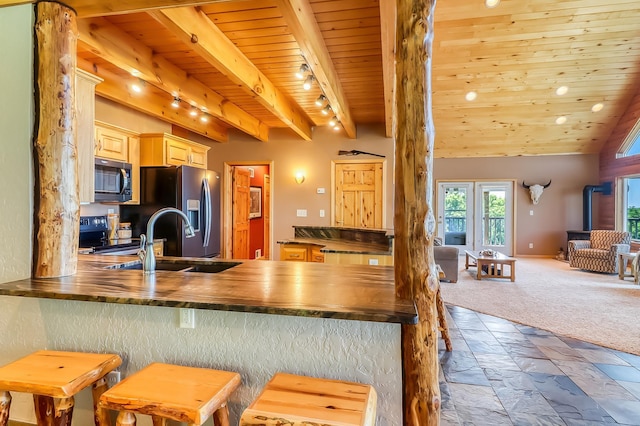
[107,260,241,273]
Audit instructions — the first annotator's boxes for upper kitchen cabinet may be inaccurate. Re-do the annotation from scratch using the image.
[139,133,209,169]
[76,69,102,204]
[95,121,141,205]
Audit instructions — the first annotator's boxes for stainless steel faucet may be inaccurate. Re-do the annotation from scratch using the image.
[138,207,195,274]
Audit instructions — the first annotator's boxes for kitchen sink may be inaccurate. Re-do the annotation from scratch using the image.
[106,260,241,273]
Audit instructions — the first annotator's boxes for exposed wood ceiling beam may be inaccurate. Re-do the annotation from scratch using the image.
[78,17,269,142]
[379,0,396,138]
[275,0,356,139]
[148,7,313,141]
[0,0,228,18]
[77,58,229,142]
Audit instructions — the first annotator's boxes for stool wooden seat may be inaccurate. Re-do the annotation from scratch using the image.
[240,373,377,426]
[0,350,122,426]
[98,362,241,426]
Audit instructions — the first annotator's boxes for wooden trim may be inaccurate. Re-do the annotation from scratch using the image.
[149,7,312,141]
[276,0,356,139]
[379,0,396,138]
[77,17,268,142]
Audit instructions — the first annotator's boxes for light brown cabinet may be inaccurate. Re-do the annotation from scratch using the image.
[94,121,141,205]
[76,69,102,204]
[140,133,210,169]
[280,244,324,263]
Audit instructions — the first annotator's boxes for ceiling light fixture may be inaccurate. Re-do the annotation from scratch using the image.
[485,0,500,7]
[200,114,209,123]
[333,122,341,131]
[555,116,567,125]
[303,75,314,91]
[296,64,309,79]
[321,105,332,116]
[131,79,144,93]
[465,91,477,101]
[591,103,604,112]
[555,86,569,96]
[189,106,199,117]
[171,97,180,108]
[329,116,338,127]
[315,94,327,107]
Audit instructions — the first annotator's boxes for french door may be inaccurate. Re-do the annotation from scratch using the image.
[437,181,514,255]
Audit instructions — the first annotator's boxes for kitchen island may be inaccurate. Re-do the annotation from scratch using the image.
[0,256,414,425]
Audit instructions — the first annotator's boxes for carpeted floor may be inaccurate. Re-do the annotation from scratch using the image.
[440,257,640,356]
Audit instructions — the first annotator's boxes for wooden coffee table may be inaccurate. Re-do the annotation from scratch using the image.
[465,250,516,282]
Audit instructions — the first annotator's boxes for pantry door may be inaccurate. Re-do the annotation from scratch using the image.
[232,167,251,259]
[332,160,385,229]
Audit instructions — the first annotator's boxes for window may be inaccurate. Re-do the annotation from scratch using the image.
[617,118,640,158]
[619,176,640,240]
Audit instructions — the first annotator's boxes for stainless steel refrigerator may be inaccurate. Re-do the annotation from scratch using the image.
[120,165,221,257]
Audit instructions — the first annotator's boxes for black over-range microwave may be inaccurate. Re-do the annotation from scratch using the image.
[94,158,132,203]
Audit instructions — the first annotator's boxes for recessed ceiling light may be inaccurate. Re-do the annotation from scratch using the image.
[555,86,569,96]
[555,116,567,125]
[485,0,500,8]
[465,91,477,101]
[591,103,604,112]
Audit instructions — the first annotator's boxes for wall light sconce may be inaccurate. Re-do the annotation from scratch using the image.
[296,64,309,79]
[171,97,180,108]
[303,75,314,91]
[321,105,332,115]
[315,94,327,107]
[295,171,306,184]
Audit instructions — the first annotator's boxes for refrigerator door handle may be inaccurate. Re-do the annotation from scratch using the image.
[203,177,212,248]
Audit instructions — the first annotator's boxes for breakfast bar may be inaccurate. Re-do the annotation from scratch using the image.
[0,256,415,425]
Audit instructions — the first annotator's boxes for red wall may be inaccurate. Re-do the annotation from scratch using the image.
[240,165,269,259]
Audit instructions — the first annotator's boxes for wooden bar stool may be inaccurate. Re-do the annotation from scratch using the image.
[98,362,241,426]
[240,372,377,426]
[0,350,122,426]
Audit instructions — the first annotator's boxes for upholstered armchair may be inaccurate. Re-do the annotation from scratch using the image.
[568,230,631,273]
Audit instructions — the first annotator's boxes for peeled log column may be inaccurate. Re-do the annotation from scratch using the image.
[393,0,440,424]
[34,1,79,278]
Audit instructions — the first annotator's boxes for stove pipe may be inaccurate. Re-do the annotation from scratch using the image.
[582,182,612,231]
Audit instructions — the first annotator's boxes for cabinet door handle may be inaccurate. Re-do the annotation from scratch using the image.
[290,253,300,258]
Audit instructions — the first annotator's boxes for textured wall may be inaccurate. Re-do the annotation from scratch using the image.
[0,296,402,425]
[0,5,32,282]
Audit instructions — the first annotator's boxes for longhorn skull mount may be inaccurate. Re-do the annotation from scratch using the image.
[522,180,551,205]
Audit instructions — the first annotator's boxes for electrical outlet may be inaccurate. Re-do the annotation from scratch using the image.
[106,370,120,387]
[180,308,195,328]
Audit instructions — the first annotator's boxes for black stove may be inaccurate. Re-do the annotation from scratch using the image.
[79,215,141,254]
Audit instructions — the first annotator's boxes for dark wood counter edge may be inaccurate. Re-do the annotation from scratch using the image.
[0,257,417,325]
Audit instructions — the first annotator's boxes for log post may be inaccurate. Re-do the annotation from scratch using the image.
[33,1,80,278]
[393,0,440,424]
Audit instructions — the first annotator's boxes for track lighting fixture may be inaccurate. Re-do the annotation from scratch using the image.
[333,121,341,131]
[321,105,332,115]
[171,97,180,108]
[189,106,199,117]
[131,79,145,93]
[303,75,314,90]
[315,94,327,107]
[200,114,208,123]
[329,116,338,127]
[296,64,309,79]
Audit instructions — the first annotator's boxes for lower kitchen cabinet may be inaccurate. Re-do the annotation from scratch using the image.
[280,244,324,263]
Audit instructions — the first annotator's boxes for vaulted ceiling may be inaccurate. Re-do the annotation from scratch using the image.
[56,0,640,157]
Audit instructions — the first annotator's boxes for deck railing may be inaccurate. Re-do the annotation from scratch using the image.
[443,214,506,246]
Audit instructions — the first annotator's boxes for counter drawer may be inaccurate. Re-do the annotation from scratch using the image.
[311,247,325,263]
[281,246,308,262]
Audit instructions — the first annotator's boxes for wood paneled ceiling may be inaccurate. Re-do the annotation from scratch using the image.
[68,0,640,157]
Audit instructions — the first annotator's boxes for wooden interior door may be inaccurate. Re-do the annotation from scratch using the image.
[263,174,271,259]
[232,167,251,259]
[334,162,383,228]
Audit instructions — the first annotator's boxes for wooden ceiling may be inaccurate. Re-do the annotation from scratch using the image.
[62,0,640,157]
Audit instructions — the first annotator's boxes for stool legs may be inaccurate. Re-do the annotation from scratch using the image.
[151,416,168,426]
[212,404,230,426]
[92,377,110,426]
[0,391,11,426]
[34,395,74,426]
[116,411,136,426]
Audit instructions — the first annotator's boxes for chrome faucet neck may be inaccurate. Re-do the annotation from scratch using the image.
[140,207,195,274]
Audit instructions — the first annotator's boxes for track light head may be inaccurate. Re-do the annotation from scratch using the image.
[171,97,180,108]
[329,116,338,127]
[303,75,314,90]
[321,105,332,115]
[315,94,327,107]
[189,106,199,117]
[296,63,309,79]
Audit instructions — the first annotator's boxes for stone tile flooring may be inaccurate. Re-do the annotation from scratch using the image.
[439,305,640,425]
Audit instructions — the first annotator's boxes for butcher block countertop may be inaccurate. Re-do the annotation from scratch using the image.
[0,255,416,324]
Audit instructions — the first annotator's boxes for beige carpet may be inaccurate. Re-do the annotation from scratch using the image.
[440,257,640,355]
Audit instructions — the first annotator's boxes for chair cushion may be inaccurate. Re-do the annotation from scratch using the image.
[574,248,610,260]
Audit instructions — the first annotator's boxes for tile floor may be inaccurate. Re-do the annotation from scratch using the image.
[439,305,640,426]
